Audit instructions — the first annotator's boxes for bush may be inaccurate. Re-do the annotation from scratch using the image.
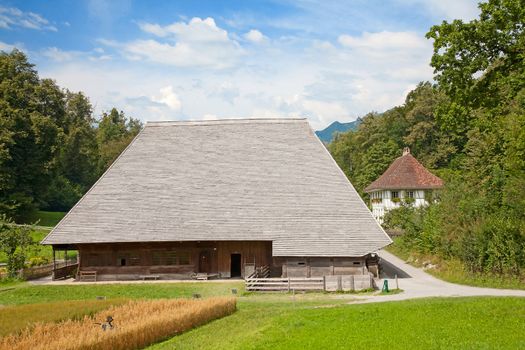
[27,257,50,267]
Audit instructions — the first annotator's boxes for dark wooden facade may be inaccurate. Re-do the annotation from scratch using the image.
[68,241,378,280]
[76,241,272,280]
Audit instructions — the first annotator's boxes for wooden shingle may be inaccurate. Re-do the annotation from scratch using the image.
[42,118,392,257]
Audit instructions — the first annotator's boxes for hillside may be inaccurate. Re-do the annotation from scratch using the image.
[315,119,361,143]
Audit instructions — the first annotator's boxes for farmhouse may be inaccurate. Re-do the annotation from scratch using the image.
[42,118,392,281]
[365,147,444,223]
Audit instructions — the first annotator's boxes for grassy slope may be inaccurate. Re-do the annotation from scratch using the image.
[151,297,525,350]
[25,211,67,227]
[386,237,525,290]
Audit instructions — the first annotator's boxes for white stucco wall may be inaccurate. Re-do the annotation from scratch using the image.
[369,189,428,224]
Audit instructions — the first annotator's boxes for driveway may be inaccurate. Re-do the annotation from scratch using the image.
[353,250,525,303]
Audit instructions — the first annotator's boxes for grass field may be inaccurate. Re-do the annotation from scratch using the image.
[386,237,525,290]
[149,296,525,350]
[0,299,126,336]
[25,211,67,227]
[0,281,246,305]
[1,298,236,350]
[0,282,524,349]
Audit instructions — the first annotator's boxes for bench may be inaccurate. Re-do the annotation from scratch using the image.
[79,270,97,282]
[193,273,220,280]
[140,275,160,281]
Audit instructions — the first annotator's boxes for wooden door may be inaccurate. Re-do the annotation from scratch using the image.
[199,250,211,273]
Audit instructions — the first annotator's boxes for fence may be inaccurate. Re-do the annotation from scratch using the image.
[245,275,373,292]
[245,277,324,291]
[0,260,77,280]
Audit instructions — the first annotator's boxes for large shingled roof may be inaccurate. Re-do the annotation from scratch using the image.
[42,118,391,257]
[364,148,444,192]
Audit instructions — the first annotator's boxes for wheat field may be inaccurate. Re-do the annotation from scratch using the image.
[0,297,236,350]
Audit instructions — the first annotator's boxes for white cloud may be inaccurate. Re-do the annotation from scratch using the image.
[0,6,57,31]
[402,0,479,21]
[0,41,25,52]
[244,29,267,43]
[338,31,427,50]
[108,17,242,69]
[152,86,182,111]
[41,47,76,62]
[203,113,218,120]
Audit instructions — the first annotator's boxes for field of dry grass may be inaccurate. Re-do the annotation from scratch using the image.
[0,299,126,337]
[0,297,236,350]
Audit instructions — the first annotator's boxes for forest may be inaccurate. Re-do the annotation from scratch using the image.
[0,50,142,221]
[330,0,524,277]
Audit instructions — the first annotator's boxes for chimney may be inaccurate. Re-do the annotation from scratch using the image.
[402,147,410,156]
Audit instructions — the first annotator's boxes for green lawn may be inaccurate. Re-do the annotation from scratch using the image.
[0,281,523,349]
[0,281,245,305]
[386,237,525,290]
[150,297,525,350]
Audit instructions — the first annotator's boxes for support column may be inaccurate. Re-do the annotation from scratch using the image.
[52,248,56,280]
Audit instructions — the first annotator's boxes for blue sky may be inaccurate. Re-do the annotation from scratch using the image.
[0,0,480,129]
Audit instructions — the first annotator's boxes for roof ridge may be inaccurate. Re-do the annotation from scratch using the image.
[146,118,308,127]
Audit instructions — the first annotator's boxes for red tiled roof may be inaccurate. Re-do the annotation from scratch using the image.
[364,148,444,192]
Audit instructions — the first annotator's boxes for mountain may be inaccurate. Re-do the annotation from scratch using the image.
[315,119,361,143]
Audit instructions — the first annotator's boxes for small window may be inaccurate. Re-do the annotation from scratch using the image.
[391,191,399,198]
[353,261,361,266]
[297,262,306,266]
[407,191,414,198]
[117,252,140,266]
[178,251,191,265]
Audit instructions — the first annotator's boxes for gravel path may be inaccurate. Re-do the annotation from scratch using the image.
[352,250,525,304]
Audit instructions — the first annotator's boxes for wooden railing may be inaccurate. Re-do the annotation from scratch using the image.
[53,263,78,280]
[245,277,324,291]
[257,265,270,278]
[0,261,75,280]
[245,275,373,292]
[245,265,271,279]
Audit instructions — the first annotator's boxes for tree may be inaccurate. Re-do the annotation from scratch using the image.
[426,0,525,109]
[0,215,33,278]
[96,108,142,172]
[0,50,61,220]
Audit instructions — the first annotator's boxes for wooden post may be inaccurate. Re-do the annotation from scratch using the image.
[350,275,355,291]
[52,248,56,280]
[65,249,68,267]
[288,277,291,292]
[323,275,326,291]
[337,275,342,292]
[395,274,399,290]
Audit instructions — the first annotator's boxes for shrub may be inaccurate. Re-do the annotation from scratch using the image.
[27,257,50,267]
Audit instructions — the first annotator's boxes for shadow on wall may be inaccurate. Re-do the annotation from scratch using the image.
[380,258,411,279]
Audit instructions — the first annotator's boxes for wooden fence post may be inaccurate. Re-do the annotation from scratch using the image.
[395,274,399,290]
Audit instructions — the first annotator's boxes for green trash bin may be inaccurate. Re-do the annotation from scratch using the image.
[382,280,389,293]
